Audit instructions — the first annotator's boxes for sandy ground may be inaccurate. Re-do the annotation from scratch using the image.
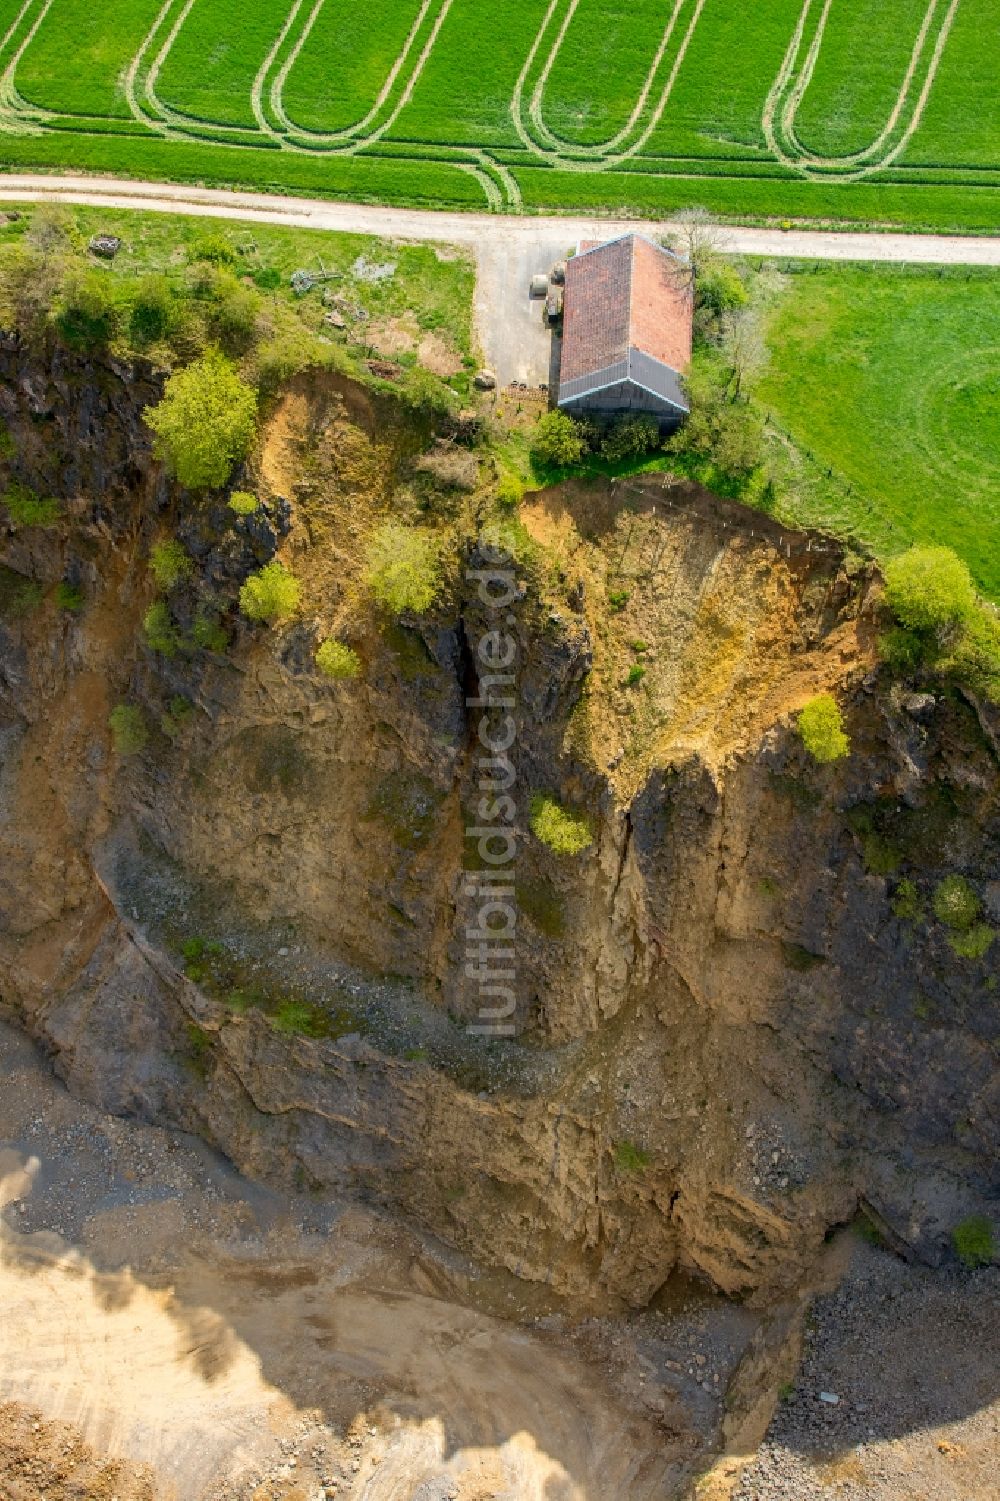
[2,174,1000,385]
[0,1017,729,1501]
[2,1012,999,1500]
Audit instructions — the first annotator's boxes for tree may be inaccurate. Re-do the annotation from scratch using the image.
[531,411,587,468]
[720,305,767,399]
[239,561,300,623]
[600,415,660,462]
[883,546,975,634]
[129,274,179,347]
[145,350,257,490]
[798,694,850,763]
[366,521,441,614]
[663,206,721,295]
[108,703,148,756]
[54,267,120,351]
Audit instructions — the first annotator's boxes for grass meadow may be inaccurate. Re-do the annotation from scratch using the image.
[153,0,290,129]
[279,0,424,135]
[756,264,1000,599]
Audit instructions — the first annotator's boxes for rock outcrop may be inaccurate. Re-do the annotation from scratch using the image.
[1,344,997,1309]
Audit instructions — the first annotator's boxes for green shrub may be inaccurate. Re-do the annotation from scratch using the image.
[366,521,441,615]
[54,267,119,351]
[190,233,236,266]
[316,638,361,679]
[190,608,229,652]
[952,1215,995,1268]
[227,490,259,516]
[932,874,979,931]
[600,415,660,462]
[529,793,593,856]
[613,1140,651,1172]
[890,878,922,921]
[945,604,1000,703]
[625,664,646,687]
[271,999,328,1037]
[142,600,181,656]
[128,275,178,347]
[399,364,456,419]
[145,350,257,490]
[879,625,925,674]
[239,560,300,623]
[697,258,750,317]
[496,473,524,508]
[797,694,850,763]
[883,546,975,634]
[630,639,649,653]
[607,588,630,612]
[108,703,147,756]
[205,270,262,354]
[531,410,587,467]
[0,421,15,459]
[0,566,43,616]
[949,923,995,960]
[862,834,901,877]
[3,483,60,527]
[161,694,194,740]
[55,581,84,611]
[149,538,192,590]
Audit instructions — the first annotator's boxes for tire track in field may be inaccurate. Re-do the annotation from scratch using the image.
[511,0,707,170]
[264,0,452,149]
[119,0,504,208]
[0,0,58,133]
[763,0,961,181]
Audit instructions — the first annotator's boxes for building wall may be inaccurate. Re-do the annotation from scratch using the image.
[560,379,686,431]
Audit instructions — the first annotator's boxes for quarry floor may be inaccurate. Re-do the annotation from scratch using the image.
[1,1017,998,1500]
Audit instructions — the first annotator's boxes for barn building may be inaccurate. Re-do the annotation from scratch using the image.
[556,232,693,430]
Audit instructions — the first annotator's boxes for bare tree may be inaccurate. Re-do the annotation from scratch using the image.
[662,206,722,294]
[720,304,767,400]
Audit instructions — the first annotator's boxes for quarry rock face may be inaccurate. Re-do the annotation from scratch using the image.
[0,346,997,1308]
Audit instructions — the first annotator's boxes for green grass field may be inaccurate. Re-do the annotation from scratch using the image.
[0,0,999,223]
[756,263,1000,599]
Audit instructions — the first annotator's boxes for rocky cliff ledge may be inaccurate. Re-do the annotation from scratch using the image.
[1,343,996,1308]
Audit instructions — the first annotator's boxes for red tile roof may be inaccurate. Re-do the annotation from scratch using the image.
[560,234,693,388]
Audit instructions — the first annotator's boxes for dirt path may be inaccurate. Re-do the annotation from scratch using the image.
[1,172,999,264]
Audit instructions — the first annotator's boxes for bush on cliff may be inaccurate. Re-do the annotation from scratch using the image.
[366,521,441,615]
[797,694,850,763]
[239,561,300,624]
[315,639,361,679]
[529,794,593,856]
[884,546,976,634]
[149,538,192,591]
[108,703,148,757]
[145,350,257,490]
[54,267,120,352]
[952,1214,996,1268]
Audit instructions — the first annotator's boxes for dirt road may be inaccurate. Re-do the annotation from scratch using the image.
[2,173,1000,266]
